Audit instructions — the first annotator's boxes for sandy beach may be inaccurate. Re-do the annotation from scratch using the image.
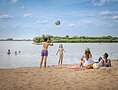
[0,59,118,90]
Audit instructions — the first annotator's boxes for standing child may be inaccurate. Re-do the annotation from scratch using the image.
[56,44,66,65]
[32,37,53,68]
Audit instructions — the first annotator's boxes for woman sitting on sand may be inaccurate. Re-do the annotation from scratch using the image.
[80,48,93,68]
[99,53,111,67]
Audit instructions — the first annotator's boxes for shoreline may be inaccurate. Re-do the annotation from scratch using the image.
[0,59,118,90]
[0,59,118,70]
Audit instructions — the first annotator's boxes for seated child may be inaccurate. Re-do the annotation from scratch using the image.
[99,53,111,67]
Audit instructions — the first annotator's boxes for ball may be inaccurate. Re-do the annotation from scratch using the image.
[55,20,60,25]
[93,63,99,69]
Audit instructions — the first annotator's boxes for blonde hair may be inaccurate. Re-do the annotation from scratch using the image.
[85,48,91,60]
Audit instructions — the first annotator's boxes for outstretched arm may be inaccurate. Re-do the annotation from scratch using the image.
[92,60,96,64]
[108,59,111,67]
[48,39,53,46]
[99,60,104,67]
[56,49,59,55]
[63,49,66,53]
[32,42,43,45]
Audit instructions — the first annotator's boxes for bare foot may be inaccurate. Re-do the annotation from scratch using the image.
[40,65,42,68]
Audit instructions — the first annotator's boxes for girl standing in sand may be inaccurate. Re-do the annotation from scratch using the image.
[56,44,66,65]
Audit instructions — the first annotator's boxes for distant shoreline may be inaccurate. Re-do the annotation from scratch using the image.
[0,40,118,43]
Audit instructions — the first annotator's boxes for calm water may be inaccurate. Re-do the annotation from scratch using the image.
[0,41,118,69]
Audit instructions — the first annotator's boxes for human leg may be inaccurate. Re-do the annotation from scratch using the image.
[40,56,44,68]
[58,55,61,65]
[44,56,47,68]
[60,55,63,65]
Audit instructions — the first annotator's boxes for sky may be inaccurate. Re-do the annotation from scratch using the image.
[0,0,118,39]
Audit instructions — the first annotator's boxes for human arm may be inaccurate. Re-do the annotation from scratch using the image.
[48,39,53,46]
[89,54,92,58]
[63,49,66,53]
[99,60,104,67]
[56,49,59,55]
[32,42,43,45]
[108,59,111,67]
[92,60,96,64]
[81,55,84,61]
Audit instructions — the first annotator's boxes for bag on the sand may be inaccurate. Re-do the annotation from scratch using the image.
[85,64,93,69]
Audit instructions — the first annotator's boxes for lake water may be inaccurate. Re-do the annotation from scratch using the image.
[0,41,118,69]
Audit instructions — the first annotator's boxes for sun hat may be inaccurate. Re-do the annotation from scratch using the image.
[85,48,90,51]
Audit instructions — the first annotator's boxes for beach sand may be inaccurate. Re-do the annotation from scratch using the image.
[0,60,118,90]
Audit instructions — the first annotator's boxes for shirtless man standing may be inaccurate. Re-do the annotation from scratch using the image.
[32,37,53,68]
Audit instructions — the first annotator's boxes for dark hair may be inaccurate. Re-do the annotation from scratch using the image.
[85,51,91,60]
[104,53,108,58]
[44,37,47,41]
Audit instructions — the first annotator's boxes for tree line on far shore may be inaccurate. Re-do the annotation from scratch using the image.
[33,34,118,43]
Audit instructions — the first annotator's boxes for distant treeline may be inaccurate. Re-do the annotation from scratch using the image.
[33,34,118,43]
[0,38,32,41]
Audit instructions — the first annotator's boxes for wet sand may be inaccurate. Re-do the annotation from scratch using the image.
[0,59,118,90]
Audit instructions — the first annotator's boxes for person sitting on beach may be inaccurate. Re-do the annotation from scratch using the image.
[99,53,111,67]
[56,44,66,65]
[80,48,93,68]
[32,37,53,68]
[7,49,11,55]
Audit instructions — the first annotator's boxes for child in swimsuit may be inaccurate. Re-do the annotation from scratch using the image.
[32,37,53,68]
[56,44,66,65]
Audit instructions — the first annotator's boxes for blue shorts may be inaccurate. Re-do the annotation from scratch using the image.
[41,50,48,56]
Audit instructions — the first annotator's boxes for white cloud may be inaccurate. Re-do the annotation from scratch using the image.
[66,11,77,15]
[23,14,32,17]
[0,15,12,19]
[98,11,118,17]
[112,16,118,19]
[35,19,49,24]
[99,11,112,15]
[67,20,93,27]
[11,0,18,3]
[43,20,48,23]
[92,0,106,6]
[68,24,76,27]
[92,0,118,6]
